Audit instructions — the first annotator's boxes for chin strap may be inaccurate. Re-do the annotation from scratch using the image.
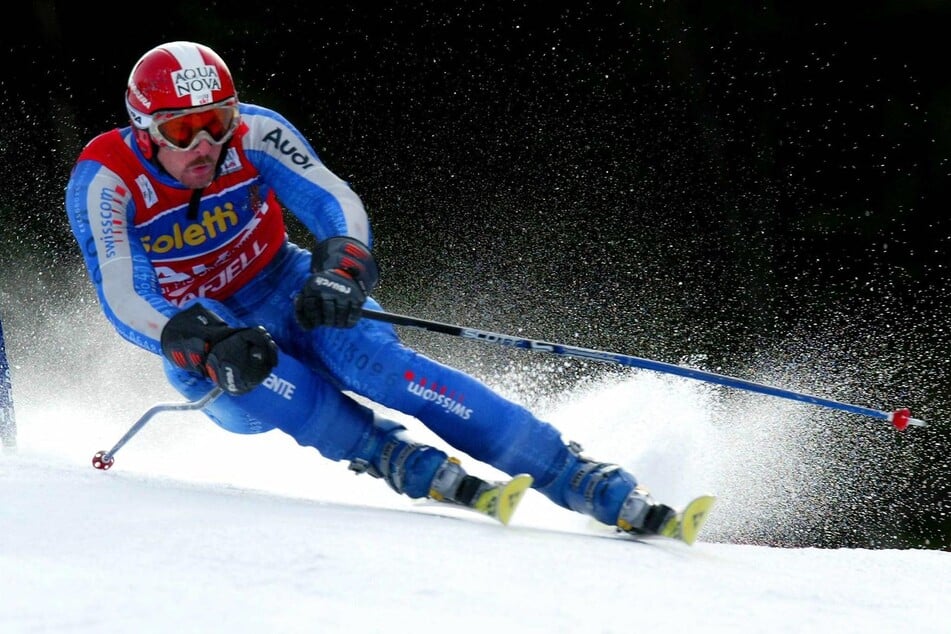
[187,188,203,220]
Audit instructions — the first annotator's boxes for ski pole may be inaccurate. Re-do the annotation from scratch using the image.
[361,309,927,430]
[91,387,225,470]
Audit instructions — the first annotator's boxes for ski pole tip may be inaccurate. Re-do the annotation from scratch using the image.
[92,450,114,470]
[890,408,927,431]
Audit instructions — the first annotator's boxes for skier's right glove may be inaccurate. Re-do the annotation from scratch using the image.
[294,236,379,329]
[160,303,279,395]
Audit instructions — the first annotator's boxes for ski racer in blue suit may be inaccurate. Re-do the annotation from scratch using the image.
[65,41,679,535]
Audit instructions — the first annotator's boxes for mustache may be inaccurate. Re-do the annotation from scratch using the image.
[187,157,216,168]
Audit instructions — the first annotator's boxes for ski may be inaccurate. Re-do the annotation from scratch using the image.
[423,473,534,525]
[591,494,717,545]
[467,473,534,525]
[424,475,713,545]
[657,495,717,546]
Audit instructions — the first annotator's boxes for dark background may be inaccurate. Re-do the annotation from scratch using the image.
[2,1,949,549]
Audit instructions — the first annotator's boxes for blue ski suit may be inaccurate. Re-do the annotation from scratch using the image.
[65,102,641,522]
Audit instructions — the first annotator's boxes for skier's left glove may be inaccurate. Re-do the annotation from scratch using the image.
[161,303,279,395]
[295,236,379,329]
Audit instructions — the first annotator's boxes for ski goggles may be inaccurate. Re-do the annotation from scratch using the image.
[149,99,240,151]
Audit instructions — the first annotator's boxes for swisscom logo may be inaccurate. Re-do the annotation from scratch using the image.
[403,371,472,420]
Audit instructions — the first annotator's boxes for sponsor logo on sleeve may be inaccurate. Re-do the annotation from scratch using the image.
[97,185,130,259]
[261,127,316,170]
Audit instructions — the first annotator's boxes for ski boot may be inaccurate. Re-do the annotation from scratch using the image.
[348,418,531,525]
[616,478,717,545]
[617,486,678,538]
[537,441,679,537]
[428,457,532,525]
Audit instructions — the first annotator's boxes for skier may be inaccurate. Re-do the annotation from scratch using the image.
[65,41,693,539]
[0,314,16,450]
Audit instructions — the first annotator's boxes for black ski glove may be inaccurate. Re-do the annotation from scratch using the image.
[161,303,278,395]
[295,236,379,329]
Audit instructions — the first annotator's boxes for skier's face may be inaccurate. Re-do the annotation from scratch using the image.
[157,140,223,190]
[147,102,238,189]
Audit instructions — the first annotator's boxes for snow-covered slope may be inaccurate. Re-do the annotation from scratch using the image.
[2,449,948,634]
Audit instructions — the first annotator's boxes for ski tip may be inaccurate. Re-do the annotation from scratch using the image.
[678,495,717,546]
[495,474,533,525]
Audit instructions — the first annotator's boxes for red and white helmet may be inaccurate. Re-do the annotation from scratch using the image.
[125,41,237,130]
